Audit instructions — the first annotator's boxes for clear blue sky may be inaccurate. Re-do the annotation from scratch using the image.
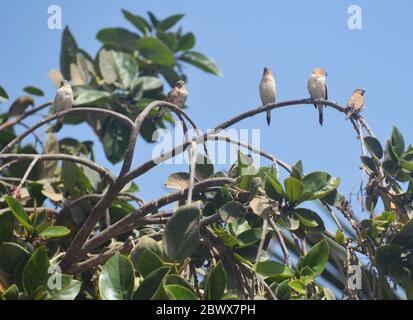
[1,0,412,216]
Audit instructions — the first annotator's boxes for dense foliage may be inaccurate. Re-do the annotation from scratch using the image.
[0,9,413,300]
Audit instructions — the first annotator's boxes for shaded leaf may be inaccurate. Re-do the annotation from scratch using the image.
[9,96,34,116]
[163,202,200,261]
[0,85,9,102]
[165,172,190,190]
[122,9,151,34]
[23,86,44,96]
[205,261,226,300]
[179,51,223,76]
[365,136,383,159]
[137,37,174,66]
[60,26,78,80]
[218,201,243,223]
[300,239,329,277]
[158,14,185,31]
[96,28,139,52]
[178,32,196,51]
[133,267,170,300]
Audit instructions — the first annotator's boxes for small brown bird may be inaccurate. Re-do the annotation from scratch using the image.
[259,67,276,126]
[53,80,73,132]
[154,80,188,122]
[346,88,366,120]
[307,68,328,126]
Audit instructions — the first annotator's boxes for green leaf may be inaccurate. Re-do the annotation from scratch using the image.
[46,275,81,300]
[264,171,285,200]
[211,226,238,248]
[400,159,413,172]
[195,154,214,180]
[382,160,397,175]
[38,226,70,239]
[361,156,377,174]
[302,171,340,200]
[60,26,78,80]
[300,239,329,277]
[23,86,44,96]
[4,196,33,232]
[391,127,405,155]
[22,247,50,297]
[205,261,227,300]
[164,284,197,300]
[1,284,19,300]
[165,172,190,190]
[376,244,402,275]
[179,51,223,76]
[132,76,163,92]
[96,28,139,52]
[98,49,138,89]
[284,177,303,202]
[218,201,243,223]
[163,203,200,261]
[288,279,307,294]
[74,90,111,106]
[158,14,185,31]
[391,219,413,246]
[0,212,14,245]
[275,279,291,300]
[134,250,163,278]
[178,32,196,51]
[102,120,131,164]
[0,85,9,102]
[254,260,293,277]
[0,242,30,273]
[129,236,163,275]
[291,160,304,180]
[133,267,170,300]
[99,253,135,300]
[294,208,325,232]
[137,36,174,66]
[122,9,151,34]
[365,136,383,159]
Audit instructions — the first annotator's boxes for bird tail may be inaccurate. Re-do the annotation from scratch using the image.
[318,105,324,126]
[266,110,271,126]
[54,117,64,132]
[345,109,354,121]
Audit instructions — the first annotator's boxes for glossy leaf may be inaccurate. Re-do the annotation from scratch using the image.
[163,203,200,261]
[74,90,111,106]
[133,267,170,300]
[4,196,33,232]
[284,177,303,202]
[47,275,81,300]
[22,247,50,297]
[38,226,70,239]
[205,261,227,300]
[164,284,197,300]
[99,253,135,300]
[365,136,383,159]
[300,239,329,277]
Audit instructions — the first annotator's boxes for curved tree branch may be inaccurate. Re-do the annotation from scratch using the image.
[0,153,116,184]
[1,107,135,154]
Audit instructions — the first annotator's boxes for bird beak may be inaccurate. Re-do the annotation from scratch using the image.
[325,71,328,77]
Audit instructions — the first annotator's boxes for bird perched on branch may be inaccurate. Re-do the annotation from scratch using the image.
[154,80,188,122]
[307,68,328,126]
[53,79,73,132]
[346,88,366,120]
[259,67,277,126]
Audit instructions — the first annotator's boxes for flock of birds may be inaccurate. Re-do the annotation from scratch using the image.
[52,68,366,131]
